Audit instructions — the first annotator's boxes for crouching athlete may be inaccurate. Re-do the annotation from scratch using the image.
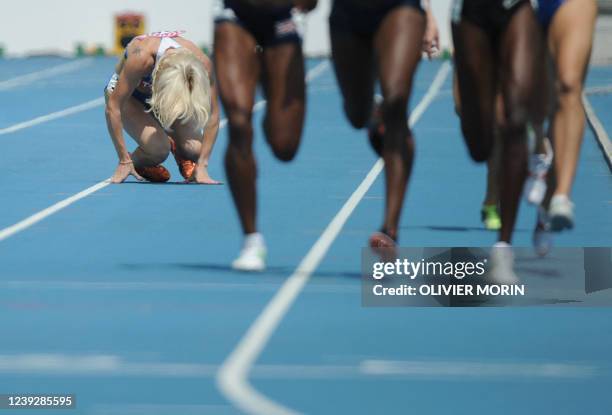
[105,30,220,184]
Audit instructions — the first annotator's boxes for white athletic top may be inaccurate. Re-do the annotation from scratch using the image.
[134,30,185,60]
[106,31,186,95]
[155,35,182,60]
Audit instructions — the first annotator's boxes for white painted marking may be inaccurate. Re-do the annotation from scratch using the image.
[359,359,595,379]
[0,354,121,374]
[0,354,215,376]
[583,93,612,170]
[0,61,329,242]
[216,62,452,415]
[0,354,594,380]
[0,280,357,294]
[90,404,238,415]
[0,180,111,242]
[584,84,612,96]
[0,58,93,91]
[0,97,105,136]
[305,60,329,82]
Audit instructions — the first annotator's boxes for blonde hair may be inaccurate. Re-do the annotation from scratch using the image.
[148,48,211,131]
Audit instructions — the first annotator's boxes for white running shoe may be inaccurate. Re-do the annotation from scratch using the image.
[533,207,553,257]
[231,233,267,272]
[488,242,520,285]
[549,194,575,232]
[524,137,553,206]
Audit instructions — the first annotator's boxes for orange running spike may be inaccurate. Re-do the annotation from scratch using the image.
[135,165,171,182]
[170,138,196,180]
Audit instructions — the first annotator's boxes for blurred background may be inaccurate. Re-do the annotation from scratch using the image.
[2,0,612,63]
[2,0,611,63]
[0,0,452,58]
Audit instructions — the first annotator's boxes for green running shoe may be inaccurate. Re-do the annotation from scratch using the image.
[481,204,501,231]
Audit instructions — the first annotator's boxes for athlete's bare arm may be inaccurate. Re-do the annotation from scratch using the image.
[105,40,155,183]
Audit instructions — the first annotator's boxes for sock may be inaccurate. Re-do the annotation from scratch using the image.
[244,232,265,249]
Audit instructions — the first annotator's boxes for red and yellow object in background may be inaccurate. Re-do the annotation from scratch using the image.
[114,13,145,55]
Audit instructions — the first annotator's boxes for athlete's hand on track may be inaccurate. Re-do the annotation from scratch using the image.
[423,9,440,59]
[111,161,144,184]
[293,0,318,12]
[188,164,221,185]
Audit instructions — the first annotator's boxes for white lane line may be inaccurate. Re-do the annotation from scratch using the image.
[0,58,93,91]
[584,84,612,96]
[0,180,111,242]
[0,61,330,242]
[0,97,105,136]
[583,93,612,171]
[305,60,330,82]
[359,359,595,379]
[0,354,217,377]
[0,354,594,380]
[0,280,357,294]
[216,61,452,415]
[90,404,238,415]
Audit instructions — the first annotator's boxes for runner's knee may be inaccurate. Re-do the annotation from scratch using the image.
[141,138,171,165]
[271,142,298,162]
[503,96,530,141]
[176,140,202,162]
[461,122,492,163]
[381,93,408,127]
[343,100,371,129]
[227,108,254,155]
[557,70,583,105]
[265,123,299,162]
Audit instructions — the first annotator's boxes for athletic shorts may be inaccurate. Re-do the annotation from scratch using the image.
[329,0,425,38]
[451,0,531,40]
[213,0,301,47]
[534,0,565,29]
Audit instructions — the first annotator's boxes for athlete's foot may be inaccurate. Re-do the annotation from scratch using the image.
[488,242,519,285]
[232,233,267,272]
[369,230,397,262]
[367,97,385,157]
[481,204,502,231]
[549,194,574,232]
[134,164,171,182]
[170,138,196,180]
[524,137,553,205]
[533,207,552,257]
[369,231,396,248]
